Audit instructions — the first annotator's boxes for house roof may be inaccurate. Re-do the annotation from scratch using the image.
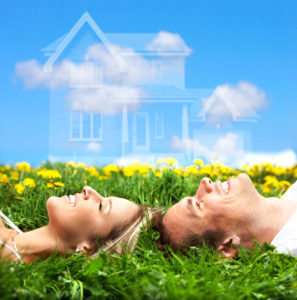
[41,11,190,64]
[143,85,211,99]
[115,85,211,103]
[42,33,159,54]
[43,12,127,71]
[198,93,260,121]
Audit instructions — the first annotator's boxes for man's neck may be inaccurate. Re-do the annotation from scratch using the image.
[238,196,297,248]
[14,225,74,263]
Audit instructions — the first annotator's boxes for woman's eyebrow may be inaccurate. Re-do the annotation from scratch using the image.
[109,198,113,213]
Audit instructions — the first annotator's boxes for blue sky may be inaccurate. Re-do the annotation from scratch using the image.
[0,0,297,166]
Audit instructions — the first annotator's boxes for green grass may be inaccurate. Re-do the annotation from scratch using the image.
[1,162,297,299]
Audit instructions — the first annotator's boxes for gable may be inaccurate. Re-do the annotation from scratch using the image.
[43,12,125,70]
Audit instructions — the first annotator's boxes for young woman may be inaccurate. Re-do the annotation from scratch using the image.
[0,186,161,263]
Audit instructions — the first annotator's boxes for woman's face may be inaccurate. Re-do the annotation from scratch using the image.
[46,186,140,250]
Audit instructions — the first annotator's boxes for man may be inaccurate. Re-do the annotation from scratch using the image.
[162,173,297,258]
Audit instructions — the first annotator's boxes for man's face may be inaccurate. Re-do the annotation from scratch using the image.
[163,173,260,248]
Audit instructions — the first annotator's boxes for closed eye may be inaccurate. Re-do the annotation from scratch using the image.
[187,197,199,209]
[99,201,102,211]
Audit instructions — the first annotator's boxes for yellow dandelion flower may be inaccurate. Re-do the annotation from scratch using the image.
[66,161,77,168]
[138,166,149,176]
[164,157,177,166]
[54,181,64,187]
[16,162,31,172]
[14,183,25,194]
[37,169,61,179]
[0,173,9,183]
[154,170,162,178]
[264,175,279,185]
[123,166,136,177]
[47,182,56,189]
[103,164,119,176]
[85,166,99,177]
[157,158,163,165]
[9,171,19,181]
[174,167,184,176]
[76,162,86,168]
[262,184,271,194]
[279,180,291,192]
[199,165,212,177]
[241,164,250,171]
[23,178,36,188]
[185,165,198,175]
[193,159,204,167]
[99,175,109,180]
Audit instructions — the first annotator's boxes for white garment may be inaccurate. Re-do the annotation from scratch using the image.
[271,181,297,256]
[0,209,23,262]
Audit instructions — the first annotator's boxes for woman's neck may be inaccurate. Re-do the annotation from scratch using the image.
[13,225,74,263]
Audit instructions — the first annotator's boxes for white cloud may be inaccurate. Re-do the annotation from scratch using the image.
[86,44,149,84]
[15,59,101,89]
[171,132,243,164]
[172,133,297,167]
[68,85,142,114]
[171,135,210,157]
[16,32,192,114]
[213,133,243,157]
[85,142,102,152]
[200,81,268,124]
[236,150,297,167]
[146,31,192,55]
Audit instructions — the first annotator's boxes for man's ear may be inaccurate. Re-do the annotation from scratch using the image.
[217,235,241,259]
[77,241,92,255]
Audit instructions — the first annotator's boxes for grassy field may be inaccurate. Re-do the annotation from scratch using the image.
[0,160,297,299]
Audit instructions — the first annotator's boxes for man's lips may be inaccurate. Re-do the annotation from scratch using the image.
[222,179,231,194]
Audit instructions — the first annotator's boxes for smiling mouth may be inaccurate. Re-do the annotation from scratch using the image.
[222,180,230,194]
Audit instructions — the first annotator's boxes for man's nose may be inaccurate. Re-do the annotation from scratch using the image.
[195,178,213,196]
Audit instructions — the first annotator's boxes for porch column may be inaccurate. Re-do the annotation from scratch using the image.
[182,105,189,140]
[121,105,128,156]
[182,105,191,163]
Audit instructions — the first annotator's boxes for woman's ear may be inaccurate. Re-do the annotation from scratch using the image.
[217,235,240,259]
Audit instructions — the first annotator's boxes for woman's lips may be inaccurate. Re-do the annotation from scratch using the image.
[69,195,76,207]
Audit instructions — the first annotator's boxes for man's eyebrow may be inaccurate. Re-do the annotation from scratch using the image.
[183,196,196,213]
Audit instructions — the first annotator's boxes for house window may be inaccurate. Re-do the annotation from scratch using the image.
[82,114,91,139]
[155,112,164,139]
[70,113,103,141]
[93,114,102,139]
[136,114,146,146]
[71,113,81,139]
[146,61,161,82]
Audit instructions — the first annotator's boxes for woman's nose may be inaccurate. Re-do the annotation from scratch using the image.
[82,186,94,200]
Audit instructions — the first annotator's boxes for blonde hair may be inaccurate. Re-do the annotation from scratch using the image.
[90,207,163,257]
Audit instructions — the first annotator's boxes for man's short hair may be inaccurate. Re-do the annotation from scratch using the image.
[154,213,224,251]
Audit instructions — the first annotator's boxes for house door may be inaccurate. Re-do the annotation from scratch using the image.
[132,112,150,152]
